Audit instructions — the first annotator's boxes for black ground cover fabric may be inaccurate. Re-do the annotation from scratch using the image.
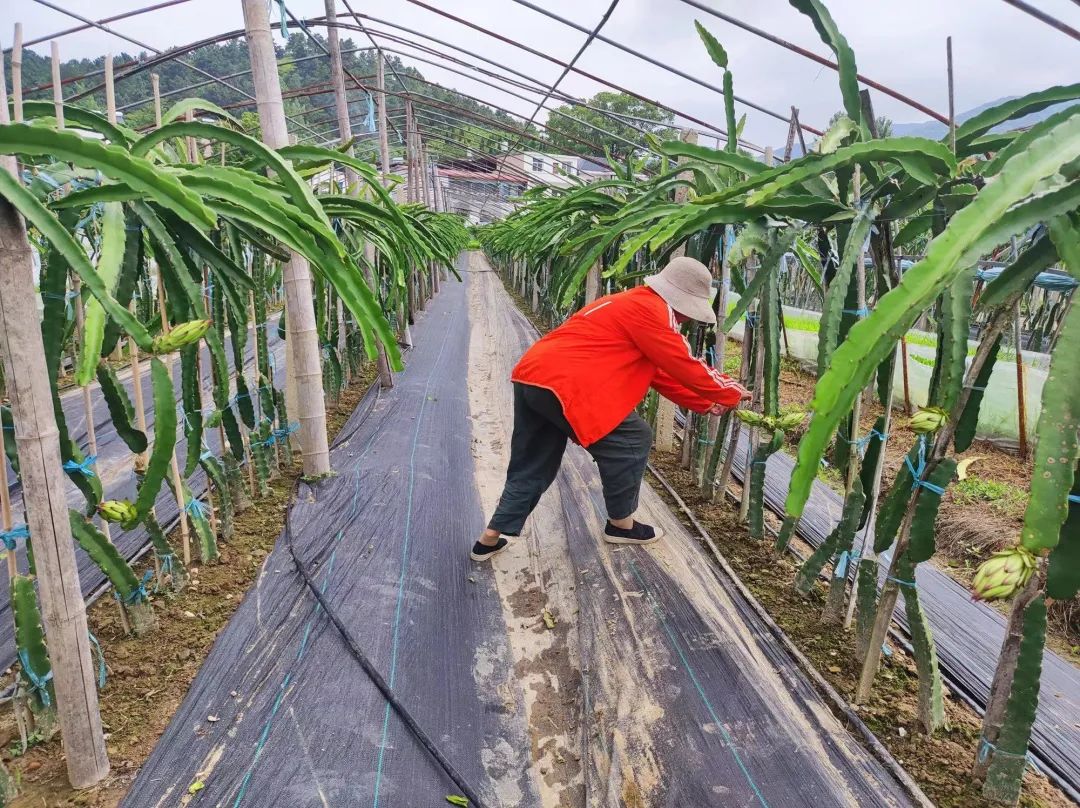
[127,266,923,807]
[123,276,536,807]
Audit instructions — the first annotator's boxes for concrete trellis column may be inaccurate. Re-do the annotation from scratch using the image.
[241,0,331,476]
[0,49,109,789]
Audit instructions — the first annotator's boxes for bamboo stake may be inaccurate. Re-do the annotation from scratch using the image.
[0,44,110,789]
[109,54,160,582]
[241,0,331,477]
[1013,303,1028,459]
[698,224,731,490]
[946,37,956,155]
[55,43,130,632]
[148,74,193,564]
[655,128,696,454]
[11,24,23,123]
[0,441,16,580]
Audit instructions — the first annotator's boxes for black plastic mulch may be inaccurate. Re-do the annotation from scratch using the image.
[127,267,925,807]
[123,275,537,807]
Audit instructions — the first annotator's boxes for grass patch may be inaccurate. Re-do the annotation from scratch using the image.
[953,474,1028,518]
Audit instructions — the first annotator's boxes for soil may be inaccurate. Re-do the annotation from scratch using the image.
[1,366,377,808]
[724,341,1079,660]
[649,452,1075,808]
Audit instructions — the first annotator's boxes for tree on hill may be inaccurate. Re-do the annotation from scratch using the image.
[544,91,674,160]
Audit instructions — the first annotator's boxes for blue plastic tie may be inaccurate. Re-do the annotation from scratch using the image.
[842,308,870,317]
[977,737,1034,766]
[184,497,210,520]
[744,313,759,327]
[903,436,946,496]
[121,569,154,605]
[905,453,946,495]
[966,384,987,392]
[886,575,917,589]
[87,631,106,689]
[697,437,716,445]
[200,450,214,461]
[834,550,860,579]
[364,92,376,133]
[1,523,29,551]
[18,649,53,707]
[275,0,289,37]
[1068,494,1080,504]
[751,460,768,466]
[63,455,97,478]
[274,422,300,443]
[41,290,77,303]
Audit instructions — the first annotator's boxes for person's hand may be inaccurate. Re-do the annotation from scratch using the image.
[707,402,727,416]
[740,387,753,400]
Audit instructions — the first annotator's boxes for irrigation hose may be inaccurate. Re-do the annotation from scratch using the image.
[283,497,488,808]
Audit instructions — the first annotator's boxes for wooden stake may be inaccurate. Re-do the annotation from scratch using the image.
[157,278,192,564]
[242,0,331,477]
[56,44,131,631]
[0,439,16,580]
[1013,303,1028,459]
[0,47,109,789]
[376,56,390,180]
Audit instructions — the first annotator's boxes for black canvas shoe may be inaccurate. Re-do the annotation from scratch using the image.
[603,520,663,546]
[470,537,509,562]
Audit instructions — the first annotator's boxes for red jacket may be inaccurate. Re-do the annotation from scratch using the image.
[512,286,747,447]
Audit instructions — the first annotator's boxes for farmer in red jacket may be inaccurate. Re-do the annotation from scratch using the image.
[472,257,749,561]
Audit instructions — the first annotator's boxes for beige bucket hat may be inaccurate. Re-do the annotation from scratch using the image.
[644,256,716,324]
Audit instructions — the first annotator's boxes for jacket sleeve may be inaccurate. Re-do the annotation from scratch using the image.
[627,298,748,408]
[651,369,716,412]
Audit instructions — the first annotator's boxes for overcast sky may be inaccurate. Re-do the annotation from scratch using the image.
[4,0,1078,147]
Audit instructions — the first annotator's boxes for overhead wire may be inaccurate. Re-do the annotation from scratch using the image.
[677,0,951,123]
[280,2,405,143]
[998,0,1080,40]
[508,0,812,132]
[2,0,194,52]
[481,0,622,218]
[398,0,756,138]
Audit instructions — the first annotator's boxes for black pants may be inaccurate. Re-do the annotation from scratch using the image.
[487,383,653,536]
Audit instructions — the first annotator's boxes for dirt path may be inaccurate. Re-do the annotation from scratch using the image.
[466,255,923,807]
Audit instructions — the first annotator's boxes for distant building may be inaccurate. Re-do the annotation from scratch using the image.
[434,156,529,224]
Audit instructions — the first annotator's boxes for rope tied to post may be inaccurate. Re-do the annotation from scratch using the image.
[834,550,860,579]
[978,737,1035,767]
